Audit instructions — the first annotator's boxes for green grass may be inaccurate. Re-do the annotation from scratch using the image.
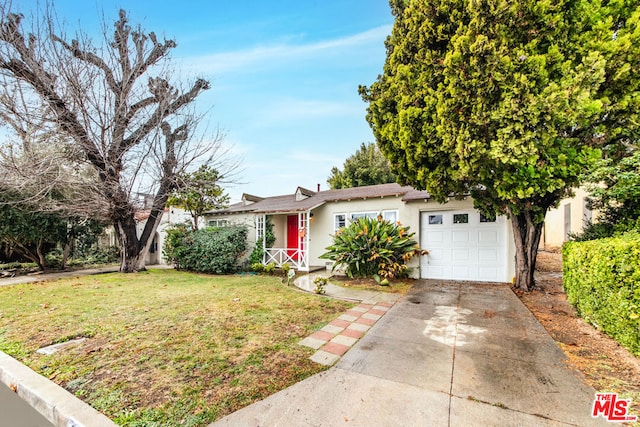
[0,269,353,426]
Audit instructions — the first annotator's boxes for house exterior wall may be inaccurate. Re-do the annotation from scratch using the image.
[307,195,516,281]
[542,188,593,250]
[308,196,412,271]
[270,215,286,249]
[138,207,192,265]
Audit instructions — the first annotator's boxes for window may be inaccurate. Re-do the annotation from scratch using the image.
[480,213,496,223]
[428,214,443,225]
[382,210,398,223]
[207,219,228,227]
[334,213,346,232]
[453,213,468,224]
[350,212,378,222]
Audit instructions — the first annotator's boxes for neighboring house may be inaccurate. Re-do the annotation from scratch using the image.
[541,188,593,250]
[205,183,517,283]
[134,206,191,265]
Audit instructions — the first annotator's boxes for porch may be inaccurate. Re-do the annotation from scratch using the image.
[256,211,312,271]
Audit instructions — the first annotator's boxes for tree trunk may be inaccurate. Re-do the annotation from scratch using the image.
[35,239,47,271]
[61,239,72,270]
[9,238,43,270]
[113,208,145,273]
[509,208,544,292]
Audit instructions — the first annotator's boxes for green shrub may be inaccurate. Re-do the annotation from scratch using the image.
[164,226,248,274]
[570,218,640,242]
[248,217,276,265]
[86,246,121,264]
[0,261,38,271]
[320,216,427,279]
[263,262,276,274]
[563,231,640,356]
[248,237,265,265]
[162,224,191,266]
[250,263,264,273]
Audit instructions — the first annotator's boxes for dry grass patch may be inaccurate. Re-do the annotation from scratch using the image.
[0,269,353,426]
[330,276,414,295]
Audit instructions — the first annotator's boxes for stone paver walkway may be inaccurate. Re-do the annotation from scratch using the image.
[299,301,395,365]
[293,271,400,366]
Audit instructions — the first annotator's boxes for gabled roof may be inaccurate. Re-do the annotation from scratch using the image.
[207,183,432,216]
[242,193,264,203]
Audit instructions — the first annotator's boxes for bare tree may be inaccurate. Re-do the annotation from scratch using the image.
[0,6,226,272]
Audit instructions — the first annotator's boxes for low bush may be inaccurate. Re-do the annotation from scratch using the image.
[162,224,191,266]
[563,231,640,356]
[248,216,275,265]
[320,216,427,279]
[250,263,264,273]
[164,226,248,274]
[263,262,276,274]
[570,218,640,242]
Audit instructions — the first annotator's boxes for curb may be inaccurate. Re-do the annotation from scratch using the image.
[0,351,116,427]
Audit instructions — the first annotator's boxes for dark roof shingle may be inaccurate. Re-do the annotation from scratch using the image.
[207,183,431,215]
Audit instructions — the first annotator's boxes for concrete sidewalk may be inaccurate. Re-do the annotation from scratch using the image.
[0,264,176,287]
[212,280,608,426]
[0,266,120,286]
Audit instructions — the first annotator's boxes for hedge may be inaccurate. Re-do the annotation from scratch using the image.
[164,226,248,274]
[562,231,640,356]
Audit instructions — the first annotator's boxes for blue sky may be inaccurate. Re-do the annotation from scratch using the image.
[26,1,395,202]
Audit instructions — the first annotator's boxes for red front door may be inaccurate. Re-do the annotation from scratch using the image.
[287,215,299,260]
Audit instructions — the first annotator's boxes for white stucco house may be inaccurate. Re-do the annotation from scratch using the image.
[205,183,519,283]
[134,206,192,265]
[541,187,594,250]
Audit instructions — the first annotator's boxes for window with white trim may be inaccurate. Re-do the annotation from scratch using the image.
[382,210,398,223]
[350,211,378,222]
[334,213,346,232]
[428,214,443,225]
[453,213,469,224]
[207,219,229,227]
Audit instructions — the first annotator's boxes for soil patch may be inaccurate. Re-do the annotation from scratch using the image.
[516,251,640,421]
[331,276,414,294]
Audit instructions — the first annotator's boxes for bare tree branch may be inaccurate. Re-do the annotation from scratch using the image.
[0,5,237,272]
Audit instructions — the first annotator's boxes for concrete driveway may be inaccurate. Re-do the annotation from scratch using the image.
[212,280,608,426]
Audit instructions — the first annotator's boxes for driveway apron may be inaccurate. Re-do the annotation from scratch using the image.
[212,280,609,426]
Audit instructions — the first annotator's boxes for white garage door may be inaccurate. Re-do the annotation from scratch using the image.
[419,209,509,282]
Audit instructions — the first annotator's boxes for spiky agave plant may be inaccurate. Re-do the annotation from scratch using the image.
[320,216,427,280]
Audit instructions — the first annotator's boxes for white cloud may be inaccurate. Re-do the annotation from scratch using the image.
[180,24,392,75]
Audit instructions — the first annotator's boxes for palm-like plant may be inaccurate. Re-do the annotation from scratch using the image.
[320,216,427,280]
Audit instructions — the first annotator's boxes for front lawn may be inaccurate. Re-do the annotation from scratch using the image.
[0,269,353,426]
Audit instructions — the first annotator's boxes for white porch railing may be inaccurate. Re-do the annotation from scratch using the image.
[264,248,309,271]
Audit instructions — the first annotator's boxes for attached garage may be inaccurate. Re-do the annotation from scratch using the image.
[419,209,512,283]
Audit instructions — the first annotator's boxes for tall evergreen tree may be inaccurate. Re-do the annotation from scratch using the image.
[360,0,640,290]
[328,142,396,189]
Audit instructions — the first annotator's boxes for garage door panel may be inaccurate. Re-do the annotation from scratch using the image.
[478,267,499,281]
[452,248,470,262]
[478,230,498,244]
[478,248,498,262]
[453,266,470,280]
[420,210,508,283]
[425,230,444,243]
[425,265,446,278]
[425,247,446,260]
[452,230,472,243]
